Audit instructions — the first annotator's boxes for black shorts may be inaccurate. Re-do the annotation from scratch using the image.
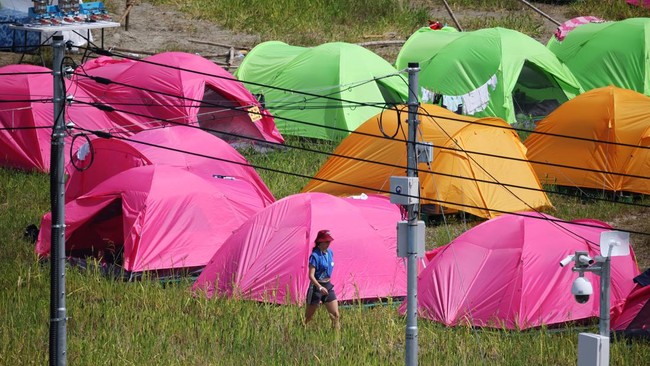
[306,281,336,305]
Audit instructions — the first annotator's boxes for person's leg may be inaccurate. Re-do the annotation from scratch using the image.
[324,300,340,330]
[304,304,319,325]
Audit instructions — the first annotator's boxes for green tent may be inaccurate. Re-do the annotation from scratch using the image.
[548,18,650,95]
[395,27,582,124]
[235,41,408,140]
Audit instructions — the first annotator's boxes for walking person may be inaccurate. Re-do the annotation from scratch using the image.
[304,229,340,330]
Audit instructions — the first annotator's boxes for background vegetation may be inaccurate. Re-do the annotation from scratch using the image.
[2,0,650,364]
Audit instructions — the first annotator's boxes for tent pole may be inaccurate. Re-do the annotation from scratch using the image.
[49,34,67,366]
[517,0,561,26]
[441,0,463,31]
[405,62,420,366]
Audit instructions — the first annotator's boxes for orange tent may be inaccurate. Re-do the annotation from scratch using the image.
[303,104,552,218]
[525,87,650,195]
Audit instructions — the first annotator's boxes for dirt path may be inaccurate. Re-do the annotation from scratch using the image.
[0,1,573,67]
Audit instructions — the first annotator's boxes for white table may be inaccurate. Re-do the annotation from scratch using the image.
[9,20,120,63]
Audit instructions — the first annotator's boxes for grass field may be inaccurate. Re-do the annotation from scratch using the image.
[2,0,650,364]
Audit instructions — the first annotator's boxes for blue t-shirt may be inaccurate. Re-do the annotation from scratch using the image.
[309,248,334,281]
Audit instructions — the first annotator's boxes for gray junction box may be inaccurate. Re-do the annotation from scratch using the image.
[397,220,425,258]
[389,176,419,205]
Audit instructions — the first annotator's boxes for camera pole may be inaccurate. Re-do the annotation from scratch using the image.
[599,256,611,337]
[49,34,68,366]
[405,62,420,366]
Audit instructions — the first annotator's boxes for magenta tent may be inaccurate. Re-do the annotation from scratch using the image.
[0,64,141,172]
[73,52,284,147]
[611,269,650,338]
[36,165,267,274]
[65,126,274,205]
[627,0,650,9]
[193,193,406,304]
[405,213,639,329]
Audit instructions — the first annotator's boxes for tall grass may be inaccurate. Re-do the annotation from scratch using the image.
[2,158,650,364]
[3,1,650,364]
[148,0,430,45]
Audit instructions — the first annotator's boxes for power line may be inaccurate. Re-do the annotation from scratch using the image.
[0,125,52,131]
[84,46,408,111]
[3,66,645,209]
[81,46,650,155]
[0,71,52,76]
[69,97,650,210]
[70,69,650,185]
[69,123,650,237]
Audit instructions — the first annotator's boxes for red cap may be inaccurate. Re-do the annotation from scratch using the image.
[315,230,334,243]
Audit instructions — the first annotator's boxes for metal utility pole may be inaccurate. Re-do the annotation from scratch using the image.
[49,34,67,366]
[599,256,611,337]
[405,62,420,366]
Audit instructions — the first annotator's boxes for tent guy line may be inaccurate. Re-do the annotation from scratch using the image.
[69,123,650,238]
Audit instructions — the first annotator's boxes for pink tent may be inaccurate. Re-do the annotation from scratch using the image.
[193,193,406,304]
[65,126,274,205]
[627,0,650,9]
[36,165,267,273]
[406,213,639,329]
[73,52,284,147]
[0,64,143,172]
[611,269,650,337]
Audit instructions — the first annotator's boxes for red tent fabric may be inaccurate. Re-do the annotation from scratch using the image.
[73,52,284,148]
[65,126,275,205]
[0,64,144,172]
[36,165,267,273]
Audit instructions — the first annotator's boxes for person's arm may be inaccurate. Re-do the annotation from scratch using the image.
[308,265,328,295]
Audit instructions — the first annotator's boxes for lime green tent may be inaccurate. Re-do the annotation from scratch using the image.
[548,18,650,95]
[395,27,582,124]
[235,41,408,140]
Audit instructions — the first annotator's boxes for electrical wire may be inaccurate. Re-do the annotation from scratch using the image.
[69,123,650,238]
[42,46,650,157]
[69,97,650,210]
[70,69,650,185]
[70,70,650,187]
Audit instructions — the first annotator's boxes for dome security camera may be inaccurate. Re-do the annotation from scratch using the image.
[571,276,593,304]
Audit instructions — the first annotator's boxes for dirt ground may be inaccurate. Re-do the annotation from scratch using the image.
[0,1,574,68]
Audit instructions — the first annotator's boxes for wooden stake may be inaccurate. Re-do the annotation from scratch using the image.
[441,0,463,31]
[518,0,561,26]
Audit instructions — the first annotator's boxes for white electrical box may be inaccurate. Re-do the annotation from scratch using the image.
[417,142,433,164]
[577,333,609,366]
[397,220,425,258]
[390,176,419,205]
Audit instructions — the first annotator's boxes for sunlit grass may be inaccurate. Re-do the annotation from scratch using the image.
[3,1,650,364]
[148,0,429,46]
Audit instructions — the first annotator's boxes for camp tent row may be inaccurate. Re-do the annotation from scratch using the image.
[395,26,582,125]
[36,127,276,276]
[303,104,552,219]
[0,52,284,172]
